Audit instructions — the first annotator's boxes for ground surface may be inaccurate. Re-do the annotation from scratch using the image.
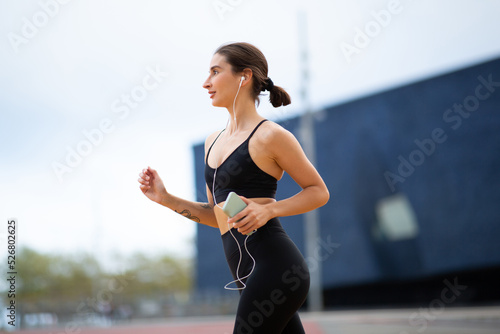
[11,306,500,334]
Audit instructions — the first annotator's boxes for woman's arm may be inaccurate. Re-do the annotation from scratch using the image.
[266,128,330,217]
[138,132,223,228]
[138,166,218,228]
[230,126,329,234]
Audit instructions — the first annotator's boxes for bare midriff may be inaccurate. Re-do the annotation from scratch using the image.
[215,197,276,235]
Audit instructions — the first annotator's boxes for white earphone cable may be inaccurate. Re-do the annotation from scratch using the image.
[232,77,243,129]
[211,76,256,291]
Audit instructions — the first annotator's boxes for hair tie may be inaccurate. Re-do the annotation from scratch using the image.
[262,77,274,92]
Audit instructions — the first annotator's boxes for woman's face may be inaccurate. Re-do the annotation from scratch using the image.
[203,53,241,108]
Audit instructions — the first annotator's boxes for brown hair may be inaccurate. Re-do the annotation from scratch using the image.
[215,42,291,108]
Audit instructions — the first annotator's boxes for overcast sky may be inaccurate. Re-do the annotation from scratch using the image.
[1,0,500,269]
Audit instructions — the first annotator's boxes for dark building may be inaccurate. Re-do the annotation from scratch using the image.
[192,56,500,308]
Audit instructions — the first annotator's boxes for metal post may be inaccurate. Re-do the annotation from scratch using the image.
[297,9,323,312]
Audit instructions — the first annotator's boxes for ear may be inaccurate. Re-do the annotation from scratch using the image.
[241,68,253,87]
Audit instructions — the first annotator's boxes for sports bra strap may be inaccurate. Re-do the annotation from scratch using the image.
[247,119,267,140]
[206,129,225,163]
[205,119,267,163]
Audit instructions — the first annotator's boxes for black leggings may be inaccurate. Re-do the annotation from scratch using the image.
[222,218,310,334]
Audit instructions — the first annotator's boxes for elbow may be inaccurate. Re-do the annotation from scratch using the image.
[304,183,330,209]
[320,186,330,207]
[315,184,330,208]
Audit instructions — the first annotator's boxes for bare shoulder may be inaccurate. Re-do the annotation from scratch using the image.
[252,120,303,165]
[254,120,296,145]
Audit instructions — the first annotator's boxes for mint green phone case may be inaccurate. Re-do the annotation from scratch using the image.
[222,192,247,218]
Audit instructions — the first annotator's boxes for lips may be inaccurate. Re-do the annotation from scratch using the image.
[208,91,216,99]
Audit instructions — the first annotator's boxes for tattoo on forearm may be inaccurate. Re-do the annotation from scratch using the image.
[175,209,201,223]
[200,203,213,209]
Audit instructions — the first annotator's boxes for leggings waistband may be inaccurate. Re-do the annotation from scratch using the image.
[221,218,287,259]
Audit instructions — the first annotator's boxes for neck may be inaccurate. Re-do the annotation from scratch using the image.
[226,99,260,134]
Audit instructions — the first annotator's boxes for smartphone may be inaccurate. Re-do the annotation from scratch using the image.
[222,192,247,218]
[222,192,257,235]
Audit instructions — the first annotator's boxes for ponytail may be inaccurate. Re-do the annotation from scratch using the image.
[269,85,291,107]
[261,77,291,107]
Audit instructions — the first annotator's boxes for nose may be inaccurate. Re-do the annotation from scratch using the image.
[203,76,211,90]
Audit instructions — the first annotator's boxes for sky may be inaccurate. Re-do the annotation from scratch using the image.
[1,0,500,269]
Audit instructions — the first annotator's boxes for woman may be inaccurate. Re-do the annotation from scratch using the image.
[138,42,329,333]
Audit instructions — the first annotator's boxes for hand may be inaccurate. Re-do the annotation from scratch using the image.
[228,196,273,235]
[138,166,168,204]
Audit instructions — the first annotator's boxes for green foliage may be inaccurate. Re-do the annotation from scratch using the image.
[1,247,192,314]
[14,248,100,303]
[120,253,192,298]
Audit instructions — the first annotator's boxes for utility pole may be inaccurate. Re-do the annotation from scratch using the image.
[297,9,323,312]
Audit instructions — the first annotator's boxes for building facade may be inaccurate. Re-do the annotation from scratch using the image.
[192,57,500,308]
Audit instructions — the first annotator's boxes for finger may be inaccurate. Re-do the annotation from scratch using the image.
[231,219,241,229]
[232,214,251,229]
[147,166,157,175]
[238,222,255,235]
[228,212,244,225]
[229,207,250,224]
[239,196,251,205]
[140,171,151,180]
[138,177,148,185]
[138,172,149,181]
[235,220,250,233]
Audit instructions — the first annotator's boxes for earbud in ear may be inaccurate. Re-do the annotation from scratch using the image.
[241,76,245,81]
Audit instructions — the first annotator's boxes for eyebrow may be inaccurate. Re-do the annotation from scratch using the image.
[210,65,222,71]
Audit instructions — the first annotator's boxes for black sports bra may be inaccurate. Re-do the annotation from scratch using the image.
[205,119,277,204]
